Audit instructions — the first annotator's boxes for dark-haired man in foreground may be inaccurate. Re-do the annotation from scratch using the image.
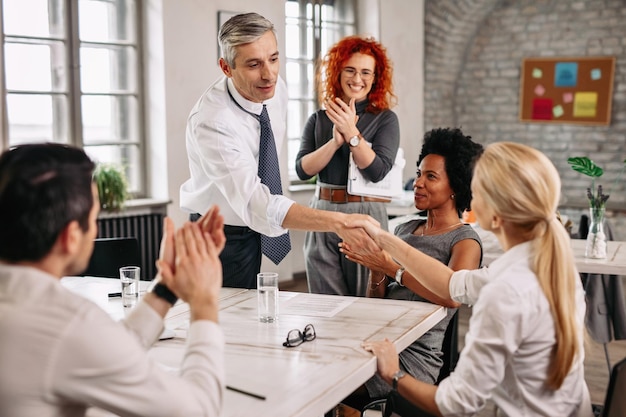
[0,143,226,416]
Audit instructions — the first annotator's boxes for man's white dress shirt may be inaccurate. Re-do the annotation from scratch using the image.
[180,76,294,236]
[0,264,224,417]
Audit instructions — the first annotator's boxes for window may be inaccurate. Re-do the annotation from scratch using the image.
[284,0,356,182]
[1,0,145,195]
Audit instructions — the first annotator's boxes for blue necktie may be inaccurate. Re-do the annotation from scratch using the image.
[258,105,291,264]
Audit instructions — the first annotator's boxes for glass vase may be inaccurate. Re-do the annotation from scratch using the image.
[585,207,607,259]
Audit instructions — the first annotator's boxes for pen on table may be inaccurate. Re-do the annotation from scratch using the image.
[226,385,266,400]
[108,292,122,298]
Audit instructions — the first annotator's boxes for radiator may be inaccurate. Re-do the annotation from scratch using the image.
[97,212,164,281]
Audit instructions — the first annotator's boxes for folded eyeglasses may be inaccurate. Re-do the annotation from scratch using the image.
[283,323,316,348]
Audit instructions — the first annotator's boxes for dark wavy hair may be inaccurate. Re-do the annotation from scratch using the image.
[0,143,95,262]
[318,36,397,113]
[417,128,484,215]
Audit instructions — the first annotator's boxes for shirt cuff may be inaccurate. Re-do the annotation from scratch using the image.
[268,196,296,235]
[187,320,225,347]
[449,269,473,305]
[124,300,165,347]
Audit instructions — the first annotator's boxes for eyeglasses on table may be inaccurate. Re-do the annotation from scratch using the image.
[283,323,316,348]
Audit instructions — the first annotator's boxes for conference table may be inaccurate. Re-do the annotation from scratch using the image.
[61,276,446,417]
[475,226,626,275]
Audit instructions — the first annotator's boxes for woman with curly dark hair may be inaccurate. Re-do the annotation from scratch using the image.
[338,127,484,410]
[295,35,400,297]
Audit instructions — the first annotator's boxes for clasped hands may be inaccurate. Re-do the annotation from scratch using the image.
[339,215,388,266]
[325,97,359,146]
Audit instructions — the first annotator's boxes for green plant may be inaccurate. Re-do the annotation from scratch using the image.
[93,163,129,211]
[567,156,626,210]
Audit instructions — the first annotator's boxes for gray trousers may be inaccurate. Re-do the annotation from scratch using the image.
[304,197,388,296]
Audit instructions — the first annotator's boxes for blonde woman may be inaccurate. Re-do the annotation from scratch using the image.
[353,142,590,417]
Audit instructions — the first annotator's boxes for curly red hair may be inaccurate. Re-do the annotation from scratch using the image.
[318,36,396,113]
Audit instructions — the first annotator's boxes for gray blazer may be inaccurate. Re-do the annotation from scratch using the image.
[580,220,626,344]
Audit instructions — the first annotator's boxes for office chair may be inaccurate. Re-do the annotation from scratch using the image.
[597,355,626,417]
[361,390,436,417]
[437,311,459,383]
[81,237,142,279]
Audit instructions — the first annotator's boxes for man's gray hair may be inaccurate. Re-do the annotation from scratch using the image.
[219,12,275,68]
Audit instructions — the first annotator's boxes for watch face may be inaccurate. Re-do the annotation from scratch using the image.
[350,136,360,146]
[392,370,407,389]
[393,370,406,379]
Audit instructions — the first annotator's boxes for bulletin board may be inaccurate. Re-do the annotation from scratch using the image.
[519,56,615,125]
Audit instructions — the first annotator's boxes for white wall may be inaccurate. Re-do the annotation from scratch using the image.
[379,1,424,177]
[145,0,424,280]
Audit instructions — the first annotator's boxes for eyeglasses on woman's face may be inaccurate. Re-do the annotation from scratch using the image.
[283,323,316,347]
[342,67,375,81]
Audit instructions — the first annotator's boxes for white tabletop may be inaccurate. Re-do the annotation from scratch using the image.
[61,276,152,320]
[475,227,626,275]
[569,239,626,275]
[62,277,445,417]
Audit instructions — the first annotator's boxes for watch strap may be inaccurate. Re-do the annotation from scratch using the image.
[152,282,178,305]
[392,369,406,390]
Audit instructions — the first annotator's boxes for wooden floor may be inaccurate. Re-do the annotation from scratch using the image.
[281,276,626,415]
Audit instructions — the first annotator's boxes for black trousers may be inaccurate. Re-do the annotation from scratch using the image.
[190,213,261,289]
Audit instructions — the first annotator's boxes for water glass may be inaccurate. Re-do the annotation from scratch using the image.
[119,266,140,308]
[257,272,279,323]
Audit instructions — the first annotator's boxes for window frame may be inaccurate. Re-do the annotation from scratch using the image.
[0,0,147,197]
[284,0,357,184]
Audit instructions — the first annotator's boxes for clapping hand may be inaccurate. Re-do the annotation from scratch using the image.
[325,97,359,138]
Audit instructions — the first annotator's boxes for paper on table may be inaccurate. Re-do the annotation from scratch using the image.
[281,294,355,318]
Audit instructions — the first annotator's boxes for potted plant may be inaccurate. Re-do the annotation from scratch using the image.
[93,163,129,212]
[567,156,626,258]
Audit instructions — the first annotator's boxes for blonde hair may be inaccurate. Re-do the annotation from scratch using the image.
[472,142,579,390]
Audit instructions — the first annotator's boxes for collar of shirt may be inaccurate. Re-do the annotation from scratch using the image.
[226,78,269,116]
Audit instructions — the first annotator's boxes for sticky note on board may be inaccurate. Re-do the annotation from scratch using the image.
[563,92,573,103]
[532,68,543,78]
[591,69,602,80]
[534,84,546,96]
[553,105,564,118]
[554,62,578,87]
[573,92,598,117]
[532,98,553,120]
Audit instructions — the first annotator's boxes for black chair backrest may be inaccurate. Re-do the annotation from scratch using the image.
[81,237,141,279]
[436,310,459,384]
[603,356,626,417]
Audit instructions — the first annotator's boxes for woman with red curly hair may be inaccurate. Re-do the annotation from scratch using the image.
[295,36,400,297]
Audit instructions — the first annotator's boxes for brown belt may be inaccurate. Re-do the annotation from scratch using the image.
[318,186,391,204]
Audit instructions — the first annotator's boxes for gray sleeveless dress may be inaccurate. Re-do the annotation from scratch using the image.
[365,219,483,397]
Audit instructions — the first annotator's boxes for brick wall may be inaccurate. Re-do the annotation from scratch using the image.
[424,0,626,239]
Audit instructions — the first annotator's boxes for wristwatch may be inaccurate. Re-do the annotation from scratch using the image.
[349,135,361,147]
[392,369,407,390]
[394,267,405,286]
[151,282,178,305]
